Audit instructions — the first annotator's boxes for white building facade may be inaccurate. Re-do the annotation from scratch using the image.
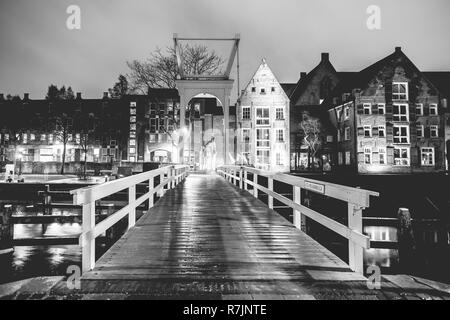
[237,59,290,172]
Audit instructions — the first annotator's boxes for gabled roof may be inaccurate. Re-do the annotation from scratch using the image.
[423,72,450,100]
[280,83,296,97]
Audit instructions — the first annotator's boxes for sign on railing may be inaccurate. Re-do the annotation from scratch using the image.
[71,165,189,273]
[217,165,379,274]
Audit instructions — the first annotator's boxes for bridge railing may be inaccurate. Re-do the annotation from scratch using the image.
[217,165,379,274]
[71,164,189,273]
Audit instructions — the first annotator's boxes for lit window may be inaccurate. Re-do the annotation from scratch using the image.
[23,133,28,143]
[242,129,250,152]
[5,134,9,141]
[429,104,438,115]
[364,148,372,164]
[378,103,385,115]
[41,134,46,141]
[345,151,351,165]
[130,102,136,107]
[256,107,270,126]
[130,123,136,130]
[242,107,250,119]
[416,104,423,116]
[379,148,386,164]
[130,108,136,115]
[421,147,435,166]
[276,129,284,142]
[30,134,35,141]
[430,125,438,138]
[338,152,343,165]
[394,147,410,166]
[129,139,136,146]
[363,103,371,115]
[393,125,409,143]
[364,126,371,137]
[392,82,408,100]
[130,116,136,122]
[256,128,270,147]
[393,103,409,121]
[378,126,386,137]
[276,108,284,120]
[326,135,333,142]
[337,129,341,142]
[416,125,424,138]
[149,134,156,143]
[344,127,350,141]
[129,147,136,154]
[256,149,270,165]
[129,156,135,162]
[276,153,282,165]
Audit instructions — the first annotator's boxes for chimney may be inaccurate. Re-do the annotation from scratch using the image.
[395,46,402,53]
[300,72,307,79]
[76,92,82,99]
[24,93,29,100]
[321,52,329,62]
[103,92,109,99]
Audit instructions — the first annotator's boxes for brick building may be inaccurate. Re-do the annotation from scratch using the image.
[237,59,290,172]
[326,47,448,174]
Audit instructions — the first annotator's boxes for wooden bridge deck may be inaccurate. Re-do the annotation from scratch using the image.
[50,173,450,300]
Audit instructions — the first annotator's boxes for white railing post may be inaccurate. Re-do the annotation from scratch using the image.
[348,203,364,274]
[293,186,302,230]
[253,173,258,198]
[171,166,176,189]
[239,167,243,189]
[149,176,154,208]
[128,184,136,229]
[82,201,95,273]
[268,178,273,209]
[244,170,248,191]
[159,172,164,196]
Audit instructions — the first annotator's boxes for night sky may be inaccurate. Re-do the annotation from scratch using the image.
[1,0,449,101]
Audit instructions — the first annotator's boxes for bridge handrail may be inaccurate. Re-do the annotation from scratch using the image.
[217,165,379,274]
[72,164,189,273]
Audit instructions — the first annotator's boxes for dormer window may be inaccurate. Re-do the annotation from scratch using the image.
[251,87,256,93]
[271,87,275,92]
[260,88,266,94]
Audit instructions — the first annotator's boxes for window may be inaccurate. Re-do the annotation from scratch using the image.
[336,107,342,120]
[256,150,270,165]
[129,139,136,146]
[275,108,284,120]
[363,103,371,115]
[364,126,371,137]
[393,103,409,121]
[130,116,136,122]
[364,148,372,164]
[421,147,435,166]
[30,134,35,141]
[271,87,276,92]
[102,148,108,156]
[260,88,266,94]
[338,152,343,165]
[41,134,46,141]
[276,129,284,142]
[5,134,9,141]
[393,82,408,100]
[256,128,270,147]
[251,87,256,93]
[393,125,409,143]
[130,108,136,115]
[379,148,386,164]
[344,127,350,141]
[129,147,136,154]
[276,153,282,165]
[129,156,135,162]
[326,135,333,143]
[394,147,410,166]
[130,123,136,130]
[149,134,156,143]
[378,103,385,115]
[23,133,28,143]
[416,103,423,116]
[242,107,250,119]
[256,107,270,126]
[242,129,250,152]
[430,125,438,138]
[337,129,341,142]
[344,106,350,119]
[416,125,424,138]
[429,104,438,115]
[378,126,386,137]
[345,151,351,165]
[130,102,136,107]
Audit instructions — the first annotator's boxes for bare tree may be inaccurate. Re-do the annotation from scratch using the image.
[126,44,224,92]
[299,113,322,170]
[78,133,90,179]
[55,113,71,174]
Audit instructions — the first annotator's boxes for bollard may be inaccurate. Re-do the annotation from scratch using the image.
[397,208,416,273]
[0,204,14,254]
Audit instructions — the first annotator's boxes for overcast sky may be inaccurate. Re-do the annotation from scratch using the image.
[1,0,449,101]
